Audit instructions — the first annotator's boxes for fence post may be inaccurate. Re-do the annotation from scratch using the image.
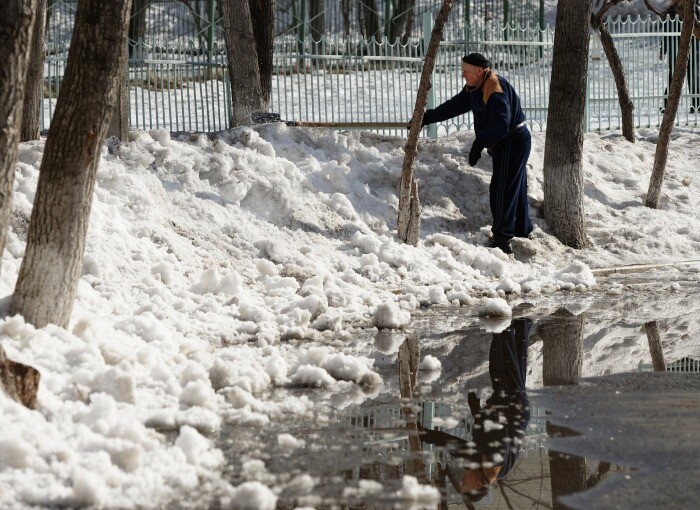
[423,12,437,139]
[207,0,216,62]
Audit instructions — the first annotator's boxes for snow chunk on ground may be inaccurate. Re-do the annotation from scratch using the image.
[478,298,512,317]
[396,475,441,507]
[419,355,441,371]
[225,481,277,510]
[372,301,411,329]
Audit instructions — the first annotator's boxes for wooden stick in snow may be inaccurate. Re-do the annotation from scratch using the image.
[397,0,455,245]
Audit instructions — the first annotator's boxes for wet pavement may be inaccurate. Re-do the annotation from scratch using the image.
[179,278,700,509]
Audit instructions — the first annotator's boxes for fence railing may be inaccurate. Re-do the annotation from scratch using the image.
[40,14,700,135]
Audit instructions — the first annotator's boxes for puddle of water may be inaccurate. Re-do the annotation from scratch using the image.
[177,289,700,509]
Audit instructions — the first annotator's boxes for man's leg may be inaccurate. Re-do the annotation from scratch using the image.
[513,129,533,238]
[490,130,531,246]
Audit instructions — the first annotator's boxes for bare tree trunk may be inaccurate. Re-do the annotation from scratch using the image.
[308,0,324,40]
[12,0,133,329]
[108,41,130,140]
[222,0,265,125]
[0,343,40,409]
[547,423,588,510]
[592,13,635,142]
[398,335,427,481]
[0,0,38,277]
[403,0,416,43]
[361,0,381,40]
[645,321,667,371]
[128,0,149,45]
[21,0,47,142]
[398,0,455,245]
[249,0,274,108]
[341,0,351,38]
[542,309,587,509]
[646,0,694,208]
[541,309,584,387]
[543,0,591,248]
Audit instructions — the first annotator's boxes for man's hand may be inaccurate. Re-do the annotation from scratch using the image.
[469,142,483,166]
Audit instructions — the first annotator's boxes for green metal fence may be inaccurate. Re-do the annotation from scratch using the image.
[41,14,700,134]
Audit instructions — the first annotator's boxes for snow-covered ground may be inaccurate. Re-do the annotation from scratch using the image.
[1,122,699,508]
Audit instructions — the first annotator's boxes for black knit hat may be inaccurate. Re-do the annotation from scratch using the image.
[462,53,491,68]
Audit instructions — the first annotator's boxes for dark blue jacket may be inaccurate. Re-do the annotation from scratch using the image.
[423,73,526,150]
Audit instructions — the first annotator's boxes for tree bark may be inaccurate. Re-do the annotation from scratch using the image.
[12,0,133,329]
[222,0,265,125]
[645,321,667,372]
[0,343,40,409]
[541,309,585,387]
[341,0,351,38]
[128,0,149,46]
[592,12,635,143]
[360,0,382,40]
[542,308,587,509]
[249,0,274,108]
[646,0,694,208]
[108,41,131,140]
[543,0,591,249]
[308,0,324,40]
[0,0,38,277]
[398,0,455,245]
[21,0,47,142]
[547,422,588,510]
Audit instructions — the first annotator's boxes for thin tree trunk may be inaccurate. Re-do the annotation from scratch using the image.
[361,0,381,40]
[128,0,149,47]
[341,0,351,38]
[398,335,427,481]
[402,0,416,43]
[543,0,591,248]
[108,41,130,140]
[249,0,274,108]
[222,0,265,125]
[12,0,133,328]
[593,13,635,143]
[398,0,454,245]
[308,0,324,40]
[0,0,38,277]
[21,0,47,142]
[0,343,40,409]
[646,0,694,208]
[645,321,667,371]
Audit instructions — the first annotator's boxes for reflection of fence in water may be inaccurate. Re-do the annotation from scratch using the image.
[337,400,548,474]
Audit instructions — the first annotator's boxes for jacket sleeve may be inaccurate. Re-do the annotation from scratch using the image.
[476,92,511,149]
[423,88,471,126]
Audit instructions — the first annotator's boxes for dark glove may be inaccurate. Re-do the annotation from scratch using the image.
[467,391,481,415]
[407,115,430,130]
[468,142,483,166]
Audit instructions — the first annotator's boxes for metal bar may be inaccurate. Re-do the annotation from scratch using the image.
[286,121,409,128]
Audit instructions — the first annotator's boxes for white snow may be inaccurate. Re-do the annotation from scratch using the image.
[1,120,699,508]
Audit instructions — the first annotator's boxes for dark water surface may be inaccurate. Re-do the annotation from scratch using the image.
[179,282,700,509]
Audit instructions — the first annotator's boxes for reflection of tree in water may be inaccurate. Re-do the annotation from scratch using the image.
[326,309,640,510]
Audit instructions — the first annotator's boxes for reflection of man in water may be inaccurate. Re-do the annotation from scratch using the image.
[418,318,532,503]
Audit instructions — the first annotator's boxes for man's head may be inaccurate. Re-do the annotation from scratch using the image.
[461,53,491,87]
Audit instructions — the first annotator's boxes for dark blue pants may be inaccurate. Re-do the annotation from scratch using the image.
[488,127,533,243]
